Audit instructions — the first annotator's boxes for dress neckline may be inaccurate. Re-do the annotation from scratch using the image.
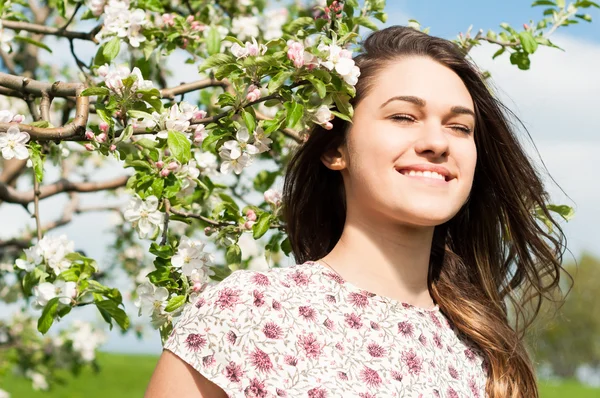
[301,260,440,313]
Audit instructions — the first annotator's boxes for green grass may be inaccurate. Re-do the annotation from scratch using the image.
[2,352,599,397]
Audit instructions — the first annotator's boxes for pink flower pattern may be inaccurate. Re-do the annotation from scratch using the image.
[164,261,488,397]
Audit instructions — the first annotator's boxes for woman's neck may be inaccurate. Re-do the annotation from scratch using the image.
[321,213,436,309]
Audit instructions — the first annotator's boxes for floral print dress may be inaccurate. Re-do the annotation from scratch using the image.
[164,261,489,397]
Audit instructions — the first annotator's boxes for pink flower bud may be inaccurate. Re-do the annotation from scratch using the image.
[95,133,107,143]
[160,168,170,177]
[167,161,179,171]
[523,23,529,30]
[191,21,204,31]
[85,130,95,140]
[324,121,333,130]
[11,114,24,123]
[246,85,261,102]
[182,38,189,49]
[186,15,194,23]
[246,209,257,222]
[194,110,207,120]
[244,220,255,230]
[264,189,282,206]
[192,282,204,292]
[84,143,95,151]
[162,13,175,26]
[204,227,214,236]
[99,122,109,133]
[156,161,164,169]
[109,144,117,151]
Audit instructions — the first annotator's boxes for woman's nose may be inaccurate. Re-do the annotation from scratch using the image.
[413,123,450,158]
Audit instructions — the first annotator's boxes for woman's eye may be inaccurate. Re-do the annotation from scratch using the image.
[390,114,415,122]
[450,125,472,134]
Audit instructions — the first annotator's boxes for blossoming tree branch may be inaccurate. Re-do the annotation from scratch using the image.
[0,0,592,392]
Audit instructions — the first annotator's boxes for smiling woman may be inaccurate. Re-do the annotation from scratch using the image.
[146,26,567,398]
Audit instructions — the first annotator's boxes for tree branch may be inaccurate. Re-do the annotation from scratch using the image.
[0,19,102,44]
[0,175,129,205]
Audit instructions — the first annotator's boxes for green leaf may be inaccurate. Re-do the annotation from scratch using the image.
[226,244,242,265]
[268,71,293,94]
[167,130,192,164]
[548,204,575,221]
[285,102,304,129]
[307,76,327,99]
[14,35,52,53]
[354,16,379,31]
[28,142,45,183]
[223,35,244,46]
[114,124,133,143]
[206,26,221,55]
[164,295,186,312]
[576,13,593,22]
[333,93,353,118]
[37,297,60,334]
[492,47,506,59]
[252,213,272,239]
[253,170,279,192]
[81,87,110,97]
[556,0,565,7]
[285,17,314,33]
[150,242,174,259]
[103,37,121,63]
[509,51,531,70]
[532,0,556,6]
[281,237,292,256]
[241,109,256,133]
[330,110,352,123]
[519,31,538,54]
[198,53,236,72]
[96,299,130,331]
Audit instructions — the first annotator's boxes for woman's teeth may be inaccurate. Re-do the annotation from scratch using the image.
[401,170,446,181]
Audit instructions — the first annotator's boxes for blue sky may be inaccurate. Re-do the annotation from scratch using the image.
[1,1,599,354]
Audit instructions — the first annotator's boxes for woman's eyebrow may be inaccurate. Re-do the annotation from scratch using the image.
[379,95,475,118]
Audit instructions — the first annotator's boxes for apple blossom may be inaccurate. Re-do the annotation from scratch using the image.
[86,0,106,16]
[246,209,257,222]
[219,150,252,175]
[0,125,30,160]
[160,168,170,177]
[287,40,306,68]
[171,237,213,277]
[231,15,260,41]
[0,109,24,123]
[318,42,361,86]
[134,281,169,317]
[194,151,218,175]
[123,195,164,239]
[161,13,175,27]
[264,189,282,206]
[32,280,77,308]
[84,143,95,151]
[314,104,335,130]
[263,9,288,41]
[69,320,106,362]
[96,0,149,48]
[230,37,267,59]
[15,245,43,272]
[26,370,49,391]
[252,127,273,153]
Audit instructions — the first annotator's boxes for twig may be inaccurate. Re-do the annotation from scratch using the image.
[60,3,82,31]
[160,198,170,246]
[32,176,42,241]
[169,208,233,227]
[40,90,52,122]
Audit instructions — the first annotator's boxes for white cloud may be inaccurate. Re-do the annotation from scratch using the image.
[469,34,600,257]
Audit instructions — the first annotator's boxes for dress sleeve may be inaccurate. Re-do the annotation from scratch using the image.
[163,270,263,397]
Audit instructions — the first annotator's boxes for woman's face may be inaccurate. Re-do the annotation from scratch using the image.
[324,56,477,227]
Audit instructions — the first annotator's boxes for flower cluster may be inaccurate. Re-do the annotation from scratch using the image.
[16,235,75,275]
[33,280,77,309]
[140,101,206,140]
[219,126,272,174]
[95,0,149,48]
[230,37,267,59]
[97,64,154,97]
[123,195,163,239]
[67,320,107,362]
[318,42,361,85]
[171,236,214,279]
[231,8,288,42]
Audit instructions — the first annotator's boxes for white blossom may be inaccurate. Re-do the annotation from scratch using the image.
[171,236,214,277]
[263,9,288,41]
[0,125,30,160]
[26,370,48,391]
[231,15,259,41]
[96,0,148,48]
[194,151,218,176]
[99,64,154,97]
[68,320,106,362]
[314,105,335,130]
[87,0,107,16]
[219,150,252,175]
[0,388,9,398]
[123,195,163,239]
[252,127,272,153]
[230,37,267,59]
[0,20,15,53]
[36,235,75,275]
[151,101,197,139]
[134,281,169,317]
[15,245,43,272]
[32,280,77,308]
[264,189,282,205]
[318,42,361,86]
[0,109,25,123]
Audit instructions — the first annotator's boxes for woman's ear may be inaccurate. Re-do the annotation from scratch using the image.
[320,145,347,171]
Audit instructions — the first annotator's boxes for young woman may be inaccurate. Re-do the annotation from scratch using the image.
[146,25,566,397]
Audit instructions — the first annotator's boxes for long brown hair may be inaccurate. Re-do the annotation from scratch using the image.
[282,26,568,397]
